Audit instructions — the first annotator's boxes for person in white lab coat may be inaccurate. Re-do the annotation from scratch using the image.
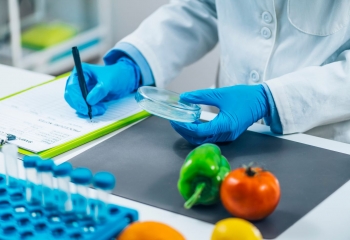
[65,0,350,144]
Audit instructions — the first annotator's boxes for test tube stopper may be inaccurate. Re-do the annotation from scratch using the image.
[93,172,116,191]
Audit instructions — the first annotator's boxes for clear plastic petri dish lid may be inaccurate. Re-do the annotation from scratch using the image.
[135,86,201,122]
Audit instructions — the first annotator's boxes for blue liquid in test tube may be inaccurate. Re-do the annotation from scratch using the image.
[53,162,73,212]
[93,172,116,222]
[70,168,92,218]
[23,156,41,204]
[2,144,19,188]
[36,159,55,208]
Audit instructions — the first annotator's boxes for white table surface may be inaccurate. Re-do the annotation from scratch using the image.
[1,64,350,240]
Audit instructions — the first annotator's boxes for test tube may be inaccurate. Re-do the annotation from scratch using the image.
[93,172,116,222]
[36,159,55,208]
[2,144,19,188]
[23,156,41,204]
[53,162,73,212]
[70,168,92,217]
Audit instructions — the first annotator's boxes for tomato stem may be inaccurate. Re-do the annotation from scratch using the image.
[246,167,256,177]
[184,182,206,209]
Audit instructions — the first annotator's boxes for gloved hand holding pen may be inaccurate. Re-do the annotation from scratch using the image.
[170,85,269,145]
[64,57,141,116]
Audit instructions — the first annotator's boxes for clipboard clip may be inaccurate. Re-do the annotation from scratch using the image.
[0,134,16,146]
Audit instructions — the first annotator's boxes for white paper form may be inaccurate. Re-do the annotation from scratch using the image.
[0,77,142,152]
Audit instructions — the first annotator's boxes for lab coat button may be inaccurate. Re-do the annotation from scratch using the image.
[262,11,273,23]
[250,70,260,82]
[261,27,272,39]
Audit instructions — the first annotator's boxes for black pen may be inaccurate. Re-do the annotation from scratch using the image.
[71,46,92,120]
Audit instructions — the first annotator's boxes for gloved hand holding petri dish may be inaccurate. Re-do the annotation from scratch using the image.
[135,86,201,122]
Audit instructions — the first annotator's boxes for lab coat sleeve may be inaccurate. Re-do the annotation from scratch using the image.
[109,0,218,88]
[262,83,283,134]
[104,42,155,86]
[265,50,350,134]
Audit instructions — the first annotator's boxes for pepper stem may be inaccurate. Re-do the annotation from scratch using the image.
[184,182,206,209]
[246,166,256,177]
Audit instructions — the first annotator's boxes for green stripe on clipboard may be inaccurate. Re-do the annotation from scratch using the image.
[1,73,150,158]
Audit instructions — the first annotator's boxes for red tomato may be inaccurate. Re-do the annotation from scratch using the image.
[220,166,280,221]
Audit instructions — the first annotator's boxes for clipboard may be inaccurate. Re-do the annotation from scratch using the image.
[0,72,150,159]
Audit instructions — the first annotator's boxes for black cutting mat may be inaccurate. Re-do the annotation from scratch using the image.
[68,116,350,239]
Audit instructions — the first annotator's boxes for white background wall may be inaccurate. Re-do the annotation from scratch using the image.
[111,0,220,93]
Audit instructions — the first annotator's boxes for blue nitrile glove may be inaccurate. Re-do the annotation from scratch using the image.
[64,57,141,116]
[170,85,269,145]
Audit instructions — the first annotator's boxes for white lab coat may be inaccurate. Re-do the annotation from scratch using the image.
[119,0,350,144]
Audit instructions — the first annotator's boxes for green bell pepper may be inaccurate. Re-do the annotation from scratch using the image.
[177,143,231,209]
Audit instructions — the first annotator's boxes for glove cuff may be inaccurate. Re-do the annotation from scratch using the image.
[116,57,141,92]
[258,84,270,118]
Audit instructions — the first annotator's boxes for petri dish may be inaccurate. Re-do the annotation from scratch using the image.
[135,86,201,122]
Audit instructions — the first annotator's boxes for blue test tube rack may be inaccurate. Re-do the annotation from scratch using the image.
[0,158,138,240]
